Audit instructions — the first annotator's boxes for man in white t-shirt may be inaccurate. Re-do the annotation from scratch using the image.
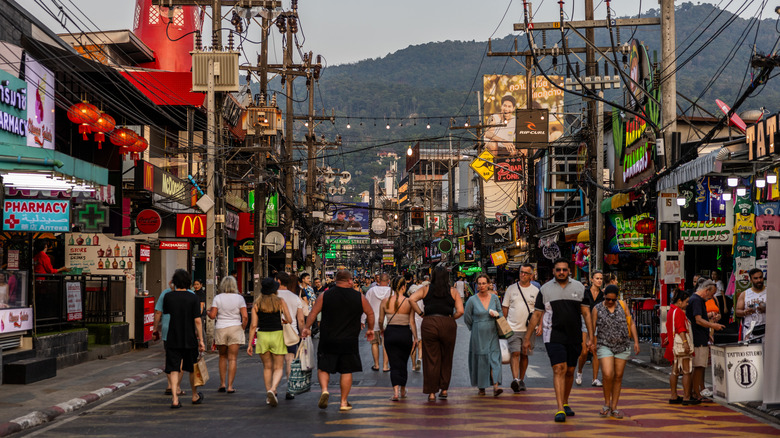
[364,273,392,371]
[502,263,540,392]
[455,276,467,300]
[276,272,305,399]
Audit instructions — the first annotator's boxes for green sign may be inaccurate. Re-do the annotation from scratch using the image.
[0,70,28,146]
[458,265,482,275]
[248,191,279,226]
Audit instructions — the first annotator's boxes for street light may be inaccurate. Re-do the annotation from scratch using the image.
[676,196,686,206]
[768,173,778,184]
[407,145,413,156]
[722,191,732,201]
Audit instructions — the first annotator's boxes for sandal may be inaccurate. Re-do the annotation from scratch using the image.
[599,405,610,417]
[428,394,436,402]
[493,388,503,397]
[611,409,624,419]
[478,388,486,396]
[339,403,353,411]
[668,396,683,404]
[390,395,399,401]
[438,391,448,399]
[318,392,329,409]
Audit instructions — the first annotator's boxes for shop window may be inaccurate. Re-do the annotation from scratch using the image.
[0,270,28,309]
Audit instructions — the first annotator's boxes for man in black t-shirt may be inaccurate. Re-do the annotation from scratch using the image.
[523,259,593,423]
[301,270,374,412]
[685,279,724,402]
[163,269,206,408]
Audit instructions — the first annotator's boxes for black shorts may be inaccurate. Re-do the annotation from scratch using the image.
[165,347,199,374]
[287,342,299,355]
[317,351,362,374]
[545,342,582,368]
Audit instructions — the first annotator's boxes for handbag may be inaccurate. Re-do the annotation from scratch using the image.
[299,336,314,371]
[287,348,312,395]
[192,354,210,387]
[495,315,514,339]
[670,307,692,356]
[282,312,300,346]
[500,339,510,364]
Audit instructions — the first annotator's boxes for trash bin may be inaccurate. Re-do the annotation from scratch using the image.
[711,343,763,403]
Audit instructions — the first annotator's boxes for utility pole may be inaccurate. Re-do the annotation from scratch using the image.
[660,0,677,169]
[205,57,216,344]
[283,16,295,273]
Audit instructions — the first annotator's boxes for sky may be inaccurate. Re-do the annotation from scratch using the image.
[30,0,775,66]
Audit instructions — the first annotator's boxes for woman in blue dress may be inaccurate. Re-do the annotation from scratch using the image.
[464,273,503,396]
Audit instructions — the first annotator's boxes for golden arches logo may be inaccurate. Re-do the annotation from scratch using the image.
[143,163,153,191]
[177,214,206,238]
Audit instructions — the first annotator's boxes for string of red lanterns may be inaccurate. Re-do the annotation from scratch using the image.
[67,102,148,159]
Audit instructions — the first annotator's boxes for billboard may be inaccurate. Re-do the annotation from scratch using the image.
[326,203,369,236]
[25,55,55,149]
[482,74,564,219]
[0,69,27,147]
[176,214,207,238]
[3,199,70,232]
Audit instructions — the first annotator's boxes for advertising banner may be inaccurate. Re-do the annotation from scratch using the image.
[66,281,83,321]
[3,199,70,232]
[482,74,564,219]
[679,196,734,245]
[326,203,369,236]
[134,160,195,208]
[66,233,135,273]
[25,55,55,149]
[159,241,190,250]
[0,307,32,334]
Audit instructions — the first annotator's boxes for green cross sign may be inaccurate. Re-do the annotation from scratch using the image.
[74,202,109,232]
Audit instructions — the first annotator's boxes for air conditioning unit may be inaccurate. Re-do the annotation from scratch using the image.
[191,51,240,92]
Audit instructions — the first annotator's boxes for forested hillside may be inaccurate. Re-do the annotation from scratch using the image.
[263,2,780,194]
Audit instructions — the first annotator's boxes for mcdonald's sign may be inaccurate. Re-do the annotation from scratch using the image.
[176,214,207,238]
[134,160,195,208]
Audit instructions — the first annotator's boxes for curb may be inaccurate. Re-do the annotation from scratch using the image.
[628,357,670,374]
[0,368,163,437]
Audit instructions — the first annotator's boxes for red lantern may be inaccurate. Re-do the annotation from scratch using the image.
[91,113,116,149]
[67,102,100,140]
[635,218,656,235]
[110,128,139,147]
[127,137,148,163]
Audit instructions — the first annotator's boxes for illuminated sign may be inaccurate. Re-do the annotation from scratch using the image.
[680,201,734,245]
[3,199,70,232]
[0,70,27,146]
[136,209,162,234]
[176,214,207,238]
[746,113,779,161]
[494,156,524,182]
[612,39,660,190]
[607,212,656,253]
[25,56,55,149]
[515,109,549,144]
[133,160,194,208]
[159,241,190,250]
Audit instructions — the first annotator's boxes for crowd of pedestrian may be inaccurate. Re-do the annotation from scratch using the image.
[150,262,760,423]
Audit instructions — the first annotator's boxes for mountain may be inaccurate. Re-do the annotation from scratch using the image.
[264,2,779,194]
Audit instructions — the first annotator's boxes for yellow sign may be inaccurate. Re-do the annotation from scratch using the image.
[470,149,495,181]
[491,250,508,266]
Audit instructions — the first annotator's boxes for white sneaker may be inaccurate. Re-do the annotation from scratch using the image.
[592,379,603,387]
[575,372,582,386]
[700,388,713,397]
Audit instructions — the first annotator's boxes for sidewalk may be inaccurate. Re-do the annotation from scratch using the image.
[0,343,169,437]
[628,341,780,425]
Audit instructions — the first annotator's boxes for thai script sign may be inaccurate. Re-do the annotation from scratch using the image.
[3,199,70,232]
[0,69,27,146]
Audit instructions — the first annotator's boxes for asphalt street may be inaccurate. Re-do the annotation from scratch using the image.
[10,318,776,437]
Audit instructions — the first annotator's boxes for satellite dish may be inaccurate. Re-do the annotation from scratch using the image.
[265,231,285,252]
[339,171,351,184]
[337,186,346,195]
[328,186,337,195]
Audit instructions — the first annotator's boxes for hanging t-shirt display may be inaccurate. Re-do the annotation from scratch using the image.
[733,213,756,234]
[708,177,726,218]
[755,201,780,217]
[695,176,709,221]
[755,258,768,277]
[755,215,780,231]
[755,230,780,259]
[735,190,754,215]
[734,256,756,282]
[770,170,780,201]
[679,181,698,221]
[733,233,756,258]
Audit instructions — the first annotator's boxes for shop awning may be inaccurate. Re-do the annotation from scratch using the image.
[656,148,727,192]
[600,192,641,213]
[564,221,588,242]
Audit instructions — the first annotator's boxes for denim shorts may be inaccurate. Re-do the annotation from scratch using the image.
[596,345,631,361]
